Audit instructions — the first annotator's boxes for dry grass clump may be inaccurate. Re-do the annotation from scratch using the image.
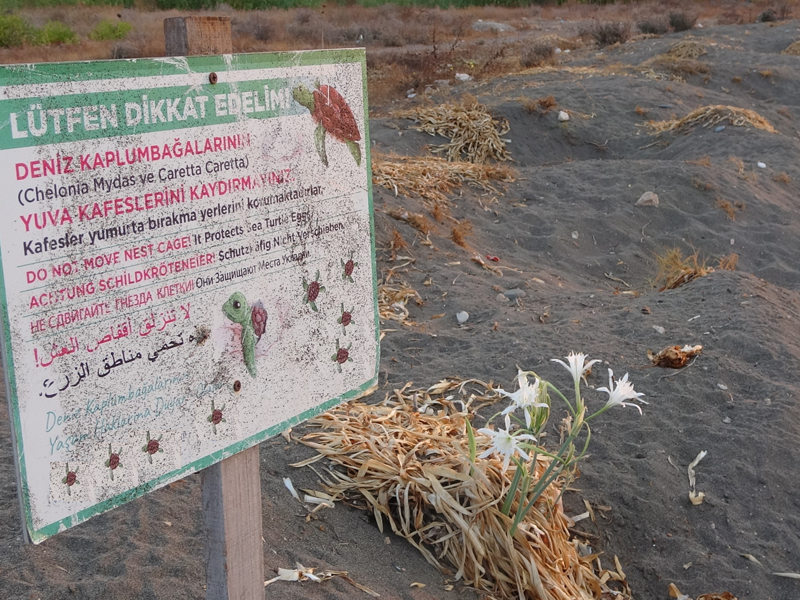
[782,40,800,55]
[715,197,746,220]
[655,247,738,291]
[523,94,557,114]
[388,209,435,235]
[773,172,792,184]
[372,154,515,204]
[686,155,712,167]
[398,97,511,163]
[648,105,778,135]
[642,41,709,79]
[298,382,632,600]
[450,219,473,248]
[378,282,423,326]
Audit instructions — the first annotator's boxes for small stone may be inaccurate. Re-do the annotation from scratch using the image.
[455,73,472,82]
[456,311,470,324]
[714,125,726,132]
[757,162,766,169]
[564,49,571,53]
[407,92,416,99]
[717,383,728,390]
[558,110,570,122]
[496,293,511,303]
[722,416,732,424]
[731,238,735,245]
[764,397,772,405]
[555,47,562,53]
[503,288,527,299]
[571,231,579,239]
[653,325,666,334]
[636,191,659,207]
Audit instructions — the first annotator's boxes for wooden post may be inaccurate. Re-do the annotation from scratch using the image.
[164,16,233,57]
[163,16,265,600]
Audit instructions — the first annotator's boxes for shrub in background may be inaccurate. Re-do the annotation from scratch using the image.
[638,19,668,35]
[669,11,697,32]
[35,21,78,45]
[0,14,35,48]
[521,40,555,68]
[587,21,630,47]
[89,19,132,41]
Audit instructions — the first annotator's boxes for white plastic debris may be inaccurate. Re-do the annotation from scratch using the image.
[557,110,570,122]
[456,311,470,324]
[455,73,472,82]
[653,325,666,334]
[757,162,766,169]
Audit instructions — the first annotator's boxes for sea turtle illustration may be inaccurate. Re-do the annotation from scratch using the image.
[223,292,267,378]
[302,271,325,312]
[292,82,361,167]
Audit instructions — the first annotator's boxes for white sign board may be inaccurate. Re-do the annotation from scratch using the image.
[0,50,378,543]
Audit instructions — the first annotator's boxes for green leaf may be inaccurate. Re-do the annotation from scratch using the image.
[346,140,361,166]
[314,124,328,167]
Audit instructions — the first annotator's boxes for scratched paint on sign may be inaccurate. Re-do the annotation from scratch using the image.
[0,50,378,543]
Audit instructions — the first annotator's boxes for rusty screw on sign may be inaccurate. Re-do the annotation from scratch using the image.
[209,72,218,84]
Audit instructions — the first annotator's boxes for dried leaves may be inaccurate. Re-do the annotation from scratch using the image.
[396,96,511,163]
[648,344,703,368]
[298,381,632,600]
[378,283,423,326]
[648,105,778,135]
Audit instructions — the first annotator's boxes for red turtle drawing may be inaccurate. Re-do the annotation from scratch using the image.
[292,82,361,167]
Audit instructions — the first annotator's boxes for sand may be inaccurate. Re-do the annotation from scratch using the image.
[3,16,800,600]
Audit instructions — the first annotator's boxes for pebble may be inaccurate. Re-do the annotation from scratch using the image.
[555,47,562,53]
[636,191,659,207]
[653,325,666,334]
[722,416,732,424]
[717,383,728,390]
[757,162,766,169]
[558,110,570,122]
[456,311,470,324]
[764,398,772,405]
[503,288,527,299]
[571,231,579,239]
[714,125,726,132]
[455,73,472,82]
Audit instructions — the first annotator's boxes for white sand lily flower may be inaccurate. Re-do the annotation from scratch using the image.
[551,352,601,386]
[596,368,647,414]
[478,415,536,472]
[498,372,548,428]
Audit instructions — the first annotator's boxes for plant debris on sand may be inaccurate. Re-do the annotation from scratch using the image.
[298,380,632,600]
[396,96,511,163]
[647,105,777,135]
[373,154,514,204]
[654,248,738,291]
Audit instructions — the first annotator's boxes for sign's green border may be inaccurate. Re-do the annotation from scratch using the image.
[0,49,379,544]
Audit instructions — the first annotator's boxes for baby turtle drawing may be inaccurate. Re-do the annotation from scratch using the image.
[223,292,267,378]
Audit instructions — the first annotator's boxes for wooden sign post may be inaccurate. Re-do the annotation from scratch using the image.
[164,17,264,599]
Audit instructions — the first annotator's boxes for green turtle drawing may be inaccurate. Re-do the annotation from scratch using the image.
[223,292,267,378]
[292,82,361,167]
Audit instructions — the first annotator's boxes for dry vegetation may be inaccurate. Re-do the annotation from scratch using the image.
[648,105,778,135]
[298,383,633,600]
[654,247,738,291]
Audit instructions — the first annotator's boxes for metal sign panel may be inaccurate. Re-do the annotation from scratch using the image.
[0,50,378,543]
